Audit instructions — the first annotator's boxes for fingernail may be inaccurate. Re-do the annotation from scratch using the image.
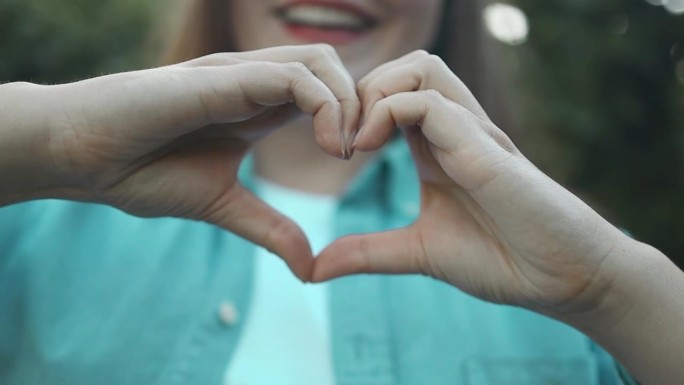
[343,128,355,157]
[340,144,350,160]
[347,123,361,156]
[344,142,353,160]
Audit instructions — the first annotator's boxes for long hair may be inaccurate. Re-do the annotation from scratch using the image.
[161,0,508,127]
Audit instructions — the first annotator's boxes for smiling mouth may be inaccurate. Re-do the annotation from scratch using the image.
[274,3,378,33]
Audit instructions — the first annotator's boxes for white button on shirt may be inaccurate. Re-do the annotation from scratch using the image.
[223,178,338,385]
[218,301,239,327]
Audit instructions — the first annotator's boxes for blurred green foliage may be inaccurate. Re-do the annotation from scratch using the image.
[0,0,682,266]
[511,0,684,266]
[0,0,156,83]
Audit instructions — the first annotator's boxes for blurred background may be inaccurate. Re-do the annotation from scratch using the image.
[1,0,682,267]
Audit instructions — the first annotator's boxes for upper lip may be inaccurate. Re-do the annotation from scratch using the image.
[274,0,381,25]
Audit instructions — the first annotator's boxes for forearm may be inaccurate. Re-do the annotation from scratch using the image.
[562,237,684,384]
[0,82,74,206]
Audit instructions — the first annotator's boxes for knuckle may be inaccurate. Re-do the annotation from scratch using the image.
[357,83,374,101]
[420,54,448,75]
[410,49,431,59]
[284,61,312,77]
[374,96,393,111]
[425,54,446,67]
[280,62,316,93]
[314,43,336,56]
[308,43,340,65]
[356,77,372,93]
[420,88,445,102]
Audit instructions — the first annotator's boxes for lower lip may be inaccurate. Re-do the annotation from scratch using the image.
[283,23,368,45]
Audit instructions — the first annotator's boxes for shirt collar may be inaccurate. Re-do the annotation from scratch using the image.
[238,138,419,217]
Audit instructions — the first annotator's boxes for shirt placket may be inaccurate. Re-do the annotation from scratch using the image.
[329,157,399,385]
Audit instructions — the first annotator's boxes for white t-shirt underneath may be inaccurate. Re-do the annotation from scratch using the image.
[223,178,338,385]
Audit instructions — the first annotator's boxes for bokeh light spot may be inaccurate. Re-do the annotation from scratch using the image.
[664,0,684,14]
[676,59,684,85]
[483,3,529,46]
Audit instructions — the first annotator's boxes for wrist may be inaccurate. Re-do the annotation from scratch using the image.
[0,82,82,206]
[556,236,684,384]
[553,235,651,331]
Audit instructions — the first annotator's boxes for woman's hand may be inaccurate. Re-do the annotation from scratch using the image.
[314,51,684,385]
[313,50,630,316]
[0,44,360,281]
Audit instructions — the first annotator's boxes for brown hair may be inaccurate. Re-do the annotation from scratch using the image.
[161,0,509,127]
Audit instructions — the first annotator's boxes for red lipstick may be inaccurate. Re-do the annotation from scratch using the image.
[274,0,378,45]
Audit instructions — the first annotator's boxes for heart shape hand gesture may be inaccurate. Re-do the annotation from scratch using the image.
[313,50,629,318]
[8,45,632,317]
[24,44,359,282]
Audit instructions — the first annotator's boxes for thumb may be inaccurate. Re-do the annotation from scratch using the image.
[312,227,423,282]
[205,185,314,281]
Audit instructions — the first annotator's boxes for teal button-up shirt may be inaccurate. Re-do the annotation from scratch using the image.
[0,139,634,385]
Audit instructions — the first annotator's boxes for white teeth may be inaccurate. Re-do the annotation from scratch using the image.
[280,5,368,29]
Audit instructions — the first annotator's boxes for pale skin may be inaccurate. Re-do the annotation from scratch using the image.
[1,46,683,384]
[1,45,360,281]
